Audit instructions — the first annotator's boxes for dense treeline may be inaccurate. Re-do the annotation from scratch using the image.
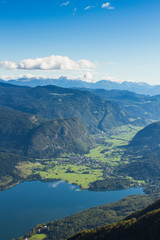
[68,199,160,240]
[88,177,136,191]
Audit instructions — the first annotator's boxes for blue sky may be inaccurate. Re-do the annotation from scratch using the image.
[0,0,160,84]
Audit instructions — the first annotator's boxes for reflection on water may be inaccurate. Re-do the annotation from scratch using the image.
[0,180,144,240]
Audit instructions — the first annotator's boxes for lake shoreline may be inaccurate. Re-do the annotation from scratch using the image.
[0,180,144,240]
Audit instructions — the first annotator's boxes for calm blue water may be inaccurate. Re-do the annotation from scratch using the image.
[0,180,144,240]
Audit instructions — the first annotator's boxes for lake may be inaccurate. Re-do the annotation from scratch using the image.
[0,180,144,240]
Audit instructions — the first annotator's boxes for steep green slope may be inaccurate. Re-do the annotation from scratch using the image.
[0,106,90,157]
[17,194,160,240]
[0,82,130,133]
[0,106,35,189]
[128,121,160,154]
[0,106,91,190]
[68,198,160,240]
[26,117,91,157]
[0,105,40,152]
[84,88,160,124]
[116,122,160,190]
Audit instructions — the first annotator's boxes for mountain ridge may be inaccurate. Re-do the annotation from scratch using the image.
[2,76,160,95]
[0,82,131,133]
[0,105,91,157]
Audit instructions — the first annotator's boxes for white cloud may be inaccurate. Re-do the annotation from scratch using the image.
[73,7,77,15]
[0,74,49,81]
[18,56,80,70]
[0,75,16,80]
[102,75,122,82]
[0,72,97,82]
[84,5,95,10]
[65,72,95,82]
[0,55,97,71]
[102,2,115,10]
[61,1,70,6]
[78,59,97,69]
[19,73,44,79]
[84,6,91,10]
[0,61,17,70]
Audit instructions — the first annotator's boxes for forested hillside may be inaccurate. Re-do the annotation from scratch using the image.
[0,82,131,133]
[116,121,160,189]
[68,198,160,240]
[17,194,160,240]
[85,88,160,124]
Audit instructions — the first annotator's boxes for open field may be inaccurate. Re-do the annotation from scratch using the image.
[11,125,144,191]
[28,234,47,240]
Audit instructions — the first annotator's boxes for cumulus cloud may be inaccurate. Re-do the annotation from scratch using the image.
[0,75,16,80]
[61,1,70,6]
[78,59,97,69]
[102,2,115,10]
[66,72,95,82]
[18,56,80,70]
[0,74,49,81]
[0,55,97,71]
[0,61,17,70]
[102,75,121,82]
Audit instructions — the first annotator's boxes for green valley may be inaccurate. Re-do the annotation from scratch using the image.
[2,2,160,240]
[1,83,160,194]
[1,124,144,191]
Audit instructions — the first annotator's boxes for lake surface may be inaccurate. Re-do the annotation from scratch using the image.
[0,180,144,240]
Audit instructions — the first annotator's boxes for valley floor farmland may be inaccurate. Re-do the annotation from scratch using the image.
[2,124,145,191]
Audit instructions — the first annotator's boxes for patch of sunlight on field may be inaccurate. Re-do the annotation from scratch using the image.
[37,164,103,189]
[29,234,47,240]
[85,145,106,161]
[16,162,44,178]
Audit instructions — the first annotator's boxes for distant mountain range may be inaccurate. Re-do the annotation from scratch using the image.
[1,76,160,95]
